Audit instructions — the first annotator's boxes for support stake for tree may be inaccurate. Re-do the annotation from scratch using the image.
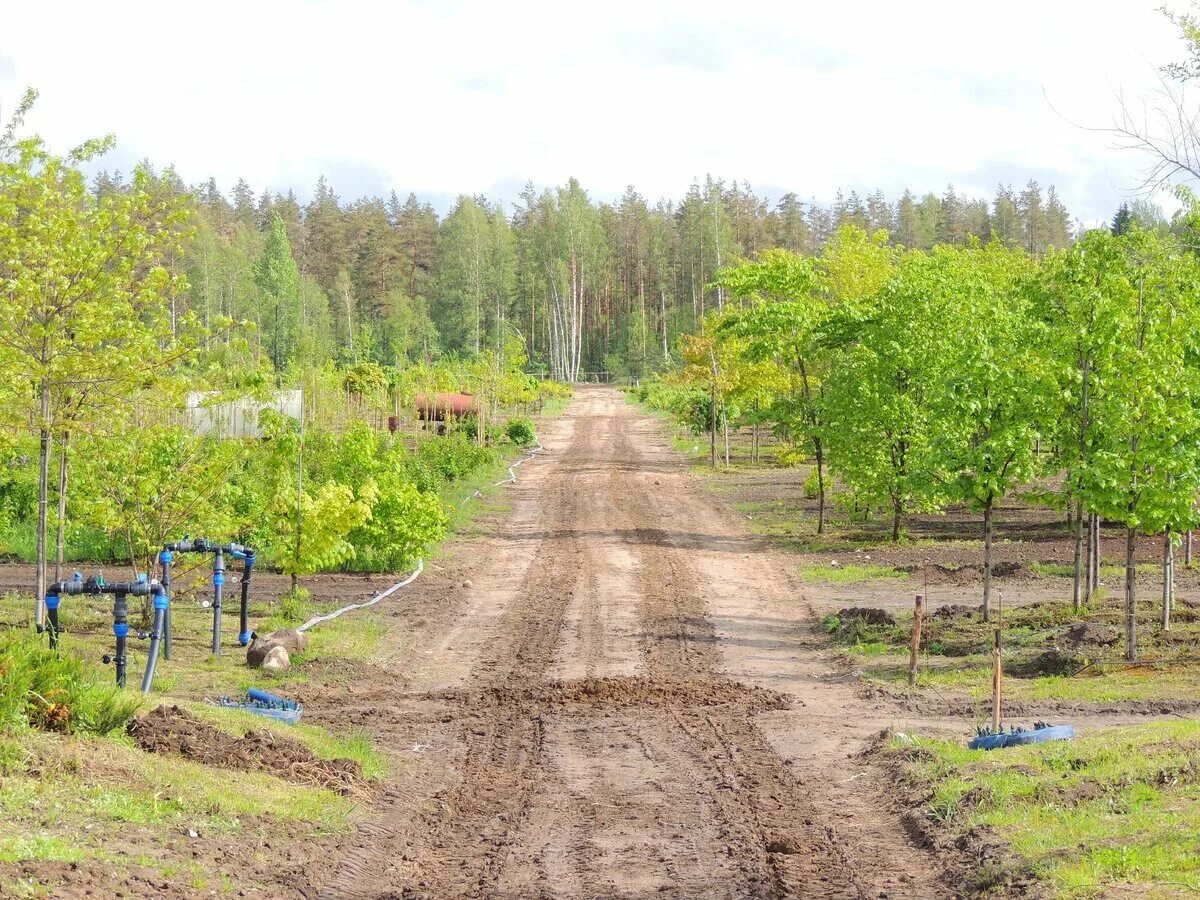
[991,627,1003,734]
[908,594,924,688]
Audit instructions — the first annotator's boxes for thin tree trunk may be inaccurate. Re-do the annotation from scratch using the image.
[1187,529,1193,567]
[983,496,995,623]
[35,378,51,627]
[1162,529,1173,631]
[1072,498,1085,613]
[815,441,826,535]
[891,497,903,543]
[54,430,70,584]
[1091,514,1101,595]
[661,289,669,360]
[1125,525,1138,661]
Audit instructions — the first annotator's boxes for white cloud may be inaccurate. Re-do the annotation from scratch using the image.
[0,0,1187,222]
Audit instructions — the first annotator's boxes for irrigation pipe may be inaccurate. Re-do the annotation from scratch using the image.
[296,442,544,634]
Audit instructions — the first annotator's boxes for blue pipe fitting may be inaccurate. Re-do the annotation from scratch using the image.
[45,592,60,610]
[238,630,251,646]
[213,572,225,587]
[159,549,173,564]
[153,593,169,611]
[113,622,129,638]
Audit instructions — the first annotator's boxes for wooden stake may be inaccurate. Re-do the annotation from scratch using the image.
[991,628,1003,734]
[908,594,924,688]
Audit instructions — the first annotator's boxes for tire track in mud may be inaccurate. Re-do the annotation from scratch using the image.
[313,390,939,900]
[317,411,599,900]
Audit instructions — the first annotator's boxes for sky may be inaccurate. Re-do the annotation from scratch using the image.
[0,0,1191,225]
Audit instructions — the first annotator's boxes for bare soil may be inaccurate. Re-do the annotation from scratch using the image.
[128,704,370,797]
[292,387,949,899]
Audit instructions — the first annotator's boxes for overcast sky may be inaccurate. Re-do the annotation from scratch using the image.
[0,1,1190,224]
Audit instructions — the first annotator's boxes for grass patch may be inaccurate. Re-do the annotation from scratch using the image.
[1029,560,1158,580]
[890,722,1200,897]
[0,630,142,736]
[799,562,909,584]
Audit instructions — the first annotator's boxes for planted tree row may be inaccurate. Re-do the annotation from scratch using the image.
[650,219,1200,661]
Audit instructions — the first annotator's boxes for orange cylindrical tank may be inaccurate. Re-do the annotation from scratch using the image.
[415,392,478,421]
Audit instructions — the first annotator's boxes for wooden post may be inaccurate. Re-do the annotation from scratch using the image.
[908,594,924,688]
[991,628,1002,733]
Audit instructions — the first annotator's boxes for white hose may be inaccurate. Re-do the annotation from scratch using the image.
[297,442,544,633]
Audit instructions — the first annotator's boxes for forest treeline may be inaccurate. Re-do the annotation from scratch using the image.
[95,167,1079,383]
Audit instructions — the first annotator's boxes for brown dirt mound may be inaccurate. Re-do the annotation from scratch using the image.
[837,607,897,626]
[1063,621,1119,648]
[429,675,794,713]
[931,603,980,620]
[127,704,369,796]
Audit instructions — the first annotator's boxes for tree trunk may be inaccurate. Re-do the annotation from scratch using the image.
[1162,529,1174,632]
[35,379,51,627]
[1071,499,1085,613]
[1091,514,1101,595]
[1187,529,1193,568]
[54,430,70,584]
[891,497,903,543]
[815,441,826,535]
[1125,525,1138,661]
[983,496,995,623]
[723,414,730,468]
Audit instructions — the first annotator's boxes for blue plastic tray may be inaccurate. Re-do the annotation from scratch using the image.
[969,724,1075,750]
[213,696,303,725]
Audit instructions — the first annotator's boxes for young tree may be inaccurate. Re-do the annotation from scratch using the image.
[0,91,190,624]
[822,249,951,540]
[714,251,829,525]
[928,243,1045,621]
[1068,230,1200,658]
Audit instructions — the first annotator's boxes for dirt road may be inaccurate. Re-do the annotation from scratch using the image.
[303,387,945,899]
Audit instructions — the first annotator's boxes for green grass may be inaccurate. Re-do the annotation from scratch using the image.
[891,722,1200,897]
[0,728,353,872]
[874,656,1200,703]
[1029,560,1159,579]
[798,562,910,584]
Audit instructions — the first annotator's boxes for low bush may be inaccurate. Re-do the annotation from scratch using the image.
[504,417,536,447]
[0,631,141,736]
[417,432,495,482]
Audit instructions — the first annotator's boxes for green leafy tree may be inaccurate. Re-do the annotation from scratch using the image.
[714,250,829,525]
[926,243,1045,621]
[0,90,190,622]
[254,213,301,372]
[822,249,952,540]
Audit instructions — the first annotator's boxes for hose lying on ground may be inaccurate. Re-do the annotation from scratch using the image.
[296,443,544,634]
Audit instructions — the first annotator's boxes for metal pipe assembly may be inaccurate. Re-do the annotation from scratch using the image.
[160,538,257,656]
[43,574,167,692]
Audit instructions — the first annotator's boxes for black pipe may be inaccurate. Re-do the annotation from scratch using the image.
[50,575,162,689]
[112,592,128,689]
[211,547,225,656]
[237,549,255,646]
[158,549,173,660]
[161,540,256,655]
[141,587,168,692]
[45,590,60,650]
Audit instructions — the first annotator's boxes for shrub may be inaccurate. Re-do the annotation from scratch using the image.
[504,417,536,447]
[417,433,495,482]
[0,631,141,736]
[803,467,821,499]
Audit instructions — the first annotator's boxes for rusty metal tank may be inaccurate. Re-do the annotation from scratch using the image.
[415,392,478,422]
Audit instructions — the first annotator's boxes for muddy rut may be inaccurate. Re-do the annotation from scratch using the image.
[306,388,944,899]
